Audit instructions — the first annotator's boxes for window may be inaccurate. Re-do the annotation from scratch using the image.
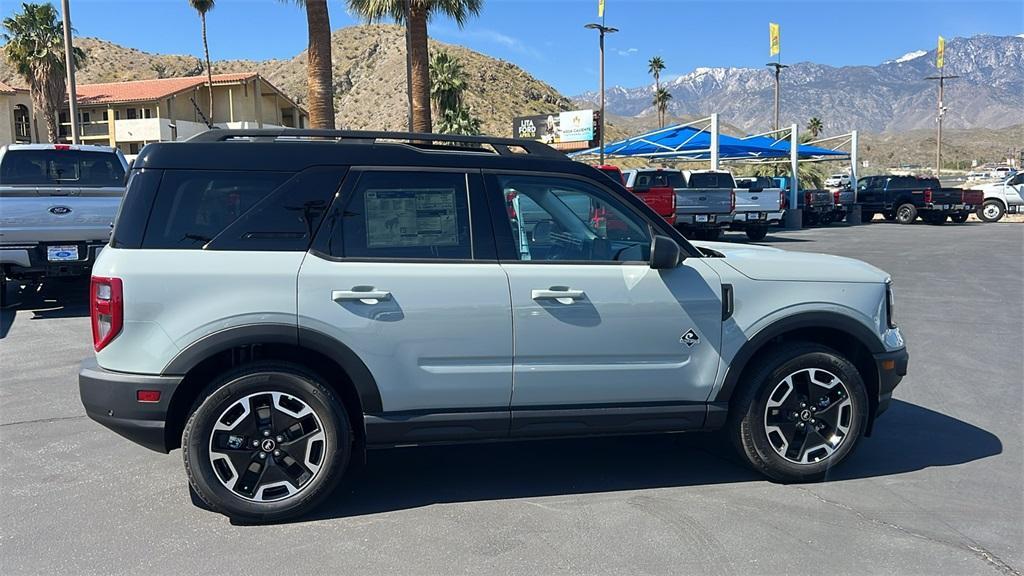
[498,174,651,263]
[326,171,473,260]
[1009,173,1024,186]
[141,170,290,249]
[127,108,137,120]
[686,172,734,188]
[0,149,125,186]
[634,171,684,189]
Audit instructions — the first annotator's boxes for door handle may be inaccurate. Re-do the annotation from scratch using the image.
[531,288,585,301]
[333,289,391,303]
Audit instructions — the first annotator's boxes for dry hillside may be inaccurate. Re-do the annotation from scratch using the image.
[1,24,570,136]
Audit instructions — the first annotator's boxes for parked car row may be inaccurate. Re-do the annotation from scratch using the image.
[857,175,984,224]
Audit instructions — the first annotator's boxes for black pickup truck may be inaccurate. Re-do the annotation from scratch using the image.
[857,175,982,224]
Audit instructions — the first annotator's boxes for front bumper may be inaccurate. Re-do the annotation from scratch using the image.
[873,347,909,419]
[79,357,182,453]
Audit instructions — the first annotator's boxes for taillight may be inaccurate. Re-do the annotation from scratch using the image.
[91,276,123,352]
[833,190,841,205]
[923,188,933,203]
[804,191,812,206]
[730,190,736,212]
[780,191,787,210]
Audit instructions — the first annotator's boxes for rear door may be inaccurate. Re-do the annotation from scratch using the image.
[488,172,723,435]
[298,168,513,437]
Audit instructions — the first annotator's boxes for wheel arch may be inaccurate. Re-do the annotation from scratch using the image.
[715,312,884,434]
[161,324,382,451]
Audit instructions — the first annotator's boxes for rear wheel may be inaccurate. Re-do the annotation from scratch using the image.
[977,200,1005,223]
[729,344,868,482]
[745,226,768,241]
[895,203,917,224]
[950,213,969,224]
[804,212,820,227]
[183,362,352,522]
[820,212,834,225]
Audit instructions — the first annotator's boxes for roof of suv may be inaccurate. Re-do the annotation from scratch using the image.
[2,143,119,153]
[134,129,590,175]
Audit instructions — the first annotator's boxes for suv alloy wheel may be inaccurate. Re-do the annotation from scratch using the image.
[729,343,868,482]
[183,362,352,522]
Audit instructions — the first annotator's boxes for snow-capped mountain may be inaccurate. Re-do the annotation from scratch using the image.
[575,34,1024,133]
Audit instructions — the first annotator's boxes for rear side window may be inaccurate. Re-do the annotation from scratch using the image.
[687,172,733,188]
[142,170,290,249]
[0,149,125,186]
[325,171,473,260]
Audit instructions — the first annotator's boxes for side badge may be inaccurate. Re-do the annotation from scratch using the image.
[680,329,700,348]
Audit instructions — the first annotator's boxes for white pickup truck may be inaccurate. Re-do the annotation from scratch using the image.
[971,172,1023,222]
[0,144,128,303]
[733,176,786,240]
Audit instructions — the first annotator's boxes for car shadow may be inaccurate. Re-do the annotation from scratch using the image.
[284,399,1001,524]
[0,280,89,339]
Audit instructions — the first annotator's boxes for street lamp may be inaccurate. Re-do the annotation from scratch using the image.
[585,23,617,165]
[765,62,788,132]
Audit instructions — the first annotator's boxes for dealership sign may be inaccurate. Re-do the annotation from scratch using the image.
[514,109,598,146]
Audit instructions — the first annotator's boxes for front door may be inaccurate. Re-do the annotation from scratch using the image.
[298,169,513,441]
[487,173,723,433]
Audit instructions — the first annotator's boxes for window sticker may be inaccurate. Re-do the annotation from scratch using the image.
[365,188,459,248]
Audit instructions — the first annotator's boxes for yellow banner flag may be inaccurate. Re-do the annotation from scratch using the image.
[937,35,945,68]
[769,22,780,57]
[598,0,605,18]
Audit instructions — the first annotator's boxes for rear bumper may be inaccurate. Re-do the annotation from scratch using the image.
[873,347,909,419]
[1,242,106,278]
[675,214,733,226]
[78,357,182,453]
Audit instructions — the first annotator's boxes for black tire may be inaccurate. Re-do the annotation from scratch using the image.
[861,211,876,224]
[895,203,917,224]
[745,226,768,241]
[977,200,1005,223]
[820,212,834,226]
[804,213,819,227]
[183,362,352,522]
[728,343,868,482]
[950,213,969,224]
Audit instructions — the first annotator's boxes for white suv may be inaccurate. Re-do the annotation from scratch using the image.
[79,130,908,522]
[825,173,851,188]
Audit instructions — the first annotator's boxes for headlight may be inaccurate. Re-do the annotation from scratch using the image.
[885,280,897,329]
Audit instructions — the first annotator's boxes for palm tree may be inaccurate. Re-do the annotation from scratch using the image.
[807,117,824,139]
[188,0,216,123]
[348,0,483,133]
[436,106,481,135]
[652,87,672,127]
[282,0,335,129]
[2,2,85,143]
[648,56,665,90]
[429,50,466,118]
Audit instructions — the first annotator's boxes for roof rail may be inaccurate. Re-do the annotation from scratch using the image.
[185,129,567,160]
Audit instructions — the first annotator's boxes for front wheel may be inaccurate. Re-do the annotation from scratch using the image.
[895,203,917,224]
[977,201,1005,223]
[745,226,768,241]
[729,343,868,482]
[183,362,352,522]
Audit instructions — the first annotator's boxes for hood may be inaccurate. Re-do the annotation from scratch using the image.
[692,241,890,283]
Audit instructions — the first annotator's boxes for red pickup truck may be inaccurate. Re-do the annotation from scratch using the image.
[590,164,676,225]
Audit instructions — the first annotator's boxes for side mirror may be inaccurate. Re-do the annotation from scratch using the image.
[650,235,681,269]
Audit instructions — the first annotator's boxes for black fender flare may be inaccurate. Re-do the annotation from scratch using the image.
[714,311,884,403]
[162,323,383,414]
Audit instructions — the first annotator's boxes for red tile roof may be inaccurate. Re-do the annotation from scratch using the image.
[0,79,27,94]
[76,72,258,105]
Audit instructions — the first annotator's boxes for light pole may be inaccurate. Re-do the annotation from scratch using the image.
[61,0,79,144]
[585,23,617,165]
[765,62,788,132]
[925,72,959,176]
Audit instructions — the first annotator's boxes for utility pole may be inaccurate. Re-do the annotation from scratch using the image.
[585,22,617,165]
[765,62,788,131]
[924,73,959,176]
[61,0,79,144]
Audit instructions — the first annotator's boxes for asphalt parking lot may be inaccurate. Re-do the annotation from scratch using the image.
[1,221,1021,576]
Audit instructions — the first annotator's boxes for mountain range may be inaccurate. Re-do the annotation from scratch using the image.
[575,34,1024,134]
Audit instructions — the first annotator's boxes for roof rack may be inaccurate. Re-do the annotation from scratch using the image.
[185,129,567,160]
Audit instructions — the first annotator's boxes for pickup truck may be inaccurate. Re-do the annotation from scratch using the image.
[595,164,627,186]
[856,175,981,224]
[772,176,833,226]
[830,186,855,223]
[624,168,733,240]
[733,176,785,240]
[969,172,1024,222]
[0,144,127,304]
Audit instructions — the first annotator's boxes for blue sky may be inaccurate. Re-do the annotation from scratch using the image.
[4,0,1021,95]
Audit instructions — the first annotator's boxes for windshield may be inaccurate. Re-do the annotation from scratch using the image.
[634,171,685,189]
[0,149,125,187]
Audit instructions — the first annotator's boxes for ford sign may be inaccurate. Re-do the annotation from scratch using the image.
[49,206,72,215]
